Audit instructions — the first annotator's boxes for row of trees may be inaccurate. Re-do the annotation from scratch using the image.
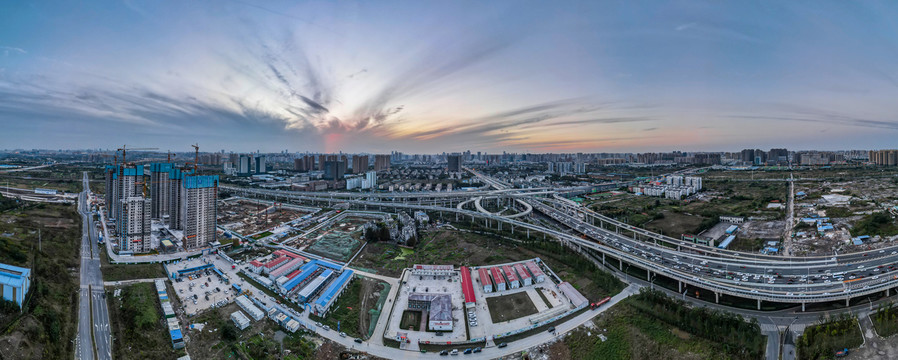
[630,289,766,360]
[796,313,862,360]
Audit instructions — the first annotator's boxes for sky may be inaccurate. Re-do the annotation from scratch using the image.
[2,1,898,153]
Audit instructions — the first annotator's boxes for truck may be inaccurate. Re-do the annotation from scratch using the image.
[590,297,612,310]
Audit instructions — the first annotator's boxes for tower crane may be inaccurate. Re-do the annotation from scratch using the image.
[116,145,159,165]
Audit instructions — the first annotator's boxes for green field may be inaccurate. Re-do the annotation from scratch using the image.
[872,303,898,338]
[565,289,765,360]
[487,292,539,323]
[100,249,167,281]
[108,283,184,359]
[0,201,81,359]
[796,315,863,360]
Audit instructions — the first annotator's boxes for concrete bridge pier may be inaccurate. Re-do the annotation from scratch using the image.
[757,299,761,310]
[846,298,850,307]
[619,258,623,270]
[715,292,719,304]
[802,303,806,312]
[602,252,605,265]
[887,288,891,297]
[678,281,681,293]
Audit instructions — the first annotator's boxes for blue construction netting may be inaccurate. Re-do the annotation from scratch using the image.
[122,165,144,176]
[151,163,174,172]
[184,175,219,189]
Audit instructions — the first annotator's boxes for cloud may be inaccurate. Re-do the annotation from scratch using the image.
[1,46,26,57]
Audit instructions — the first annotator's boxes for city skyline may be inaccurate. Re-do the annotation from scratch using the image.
[3,1,898,153]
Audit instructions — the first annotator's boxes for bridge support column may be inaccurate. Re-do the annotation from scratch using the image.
[527,229,530,239]
[602,252,605,265]
[846,298,850,307]
[715,292,719,304]
[888,288,891,297]
[678,281,681,293]
[619,258,623,270]
[802,303,805,312]
[757,299,761,310]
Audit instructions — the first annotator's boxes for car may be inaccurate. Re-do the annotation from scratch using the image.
[498,343,508,348]
[354,338,363,344]
[440,350,449,356]
[547,326,556,333]
[339,332,346,338]
[450,349,459,356]
[463,348,472,354]
[322,325,330,331]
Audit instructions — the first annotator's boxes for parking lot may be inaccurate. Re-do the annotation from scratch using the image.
[164,254,242,316]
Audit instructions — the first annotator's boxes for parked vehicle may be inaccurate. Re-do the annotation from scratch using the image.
[354,338,363,344]
[439,350,449,356]
[450,349,459,356]
[497,343,508,348]
[463,348,472,354]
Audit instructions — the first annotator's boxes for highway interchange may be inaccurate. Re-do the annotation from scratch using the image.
[223,168,898,310]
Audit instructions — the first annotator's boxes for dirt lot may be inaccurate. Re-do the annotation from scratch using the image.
[217,199,309,236]
[487,292,539,323]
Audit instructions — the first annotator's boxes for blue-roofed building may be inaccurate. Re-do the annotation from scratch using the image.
[281,262,321,293]
[0,263,31,309]
[717,235,736,249]
[314,270,354,316]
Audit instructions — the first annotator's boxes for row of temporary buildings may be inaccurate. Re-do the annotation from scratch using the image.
[155,279,185,349]
[250,251,355,318]
[477,260,546,294]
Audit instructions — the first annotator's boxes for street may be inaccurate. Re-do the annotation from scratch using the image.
[75,172,112,360]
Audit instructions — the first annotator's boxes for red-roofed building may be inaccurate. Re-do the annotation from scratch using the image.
[269,258,305,279]
[526,261,545,283]
[490,267,506,291]
[274,249,307,261]
[459,266,476,308]
[478,268,493,293]
[502,265,520,289]
[262,256,289,274]
[514,263,532,286]
[249,260,264,273]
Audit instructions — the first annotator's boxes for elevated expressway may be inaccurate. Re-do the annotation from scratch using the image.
[222,175,898,311]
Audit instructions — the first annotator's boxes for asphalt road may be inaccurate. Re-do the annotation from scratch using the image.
[76,172,111,360]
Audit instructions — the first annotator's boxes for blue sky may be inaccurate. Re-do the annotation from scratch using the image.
[2,0,898,153]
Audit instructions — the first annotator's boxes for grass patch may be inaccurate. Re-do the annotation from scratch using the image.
[399,310,421,331]
[797,314,863,360]
[309,277,363,338]
[0,202,81,359]
[108,283,182,359]
[536,288,554,308]
[851,212,898,237]
[873,303,898,338]
[566,289,765,360]
[100,249,166,282]
[251,231,273,240]
[486,292,539,323]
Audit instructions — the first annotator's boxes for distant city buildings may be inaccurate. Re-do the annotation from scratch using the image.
[374,154,391,171]
[869,149,898,166]
[447,154,461,172]
[631,175,702,200]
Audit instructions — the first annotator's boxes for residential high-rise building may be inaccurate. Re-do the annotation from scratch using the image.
[869,150,898,166]
[254,156,266,173]
[352,155,368,173]
[447,154,461,172]
[149,163,174,220]
[238,155,251,175]
[113,165,145,235]
[104,165,117,218]
[374,154,391,171]
[324,161,345,180]
[121,196,151,253]
[167,167,191,230]
[180,175,218,249]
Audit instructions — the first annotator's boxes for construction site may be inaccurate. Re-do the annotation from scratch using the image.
[284,213,381,262]
[217,198,317,239]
